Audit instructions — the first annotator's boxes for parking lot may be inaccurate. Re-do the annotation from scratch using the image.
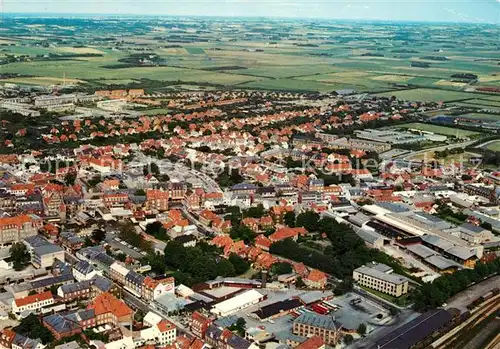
[105,232,146,259]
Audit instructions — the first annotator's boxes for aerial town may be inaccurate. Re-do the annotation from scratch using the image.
[0,10,499,349]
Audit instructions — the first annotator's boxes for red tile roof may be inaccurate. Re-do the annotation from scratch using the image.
[157,319,176,333]
[88,292,132,318]
[14,291,53,307]
[296,336,324,349]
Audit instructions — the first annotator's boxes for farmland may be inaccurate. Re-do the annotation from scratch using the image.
[0,16,499,97]
[396,123,481,138]
[373,89,483,102]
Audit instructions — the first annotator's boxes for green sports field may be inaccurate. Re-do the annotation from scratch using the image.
[397,123,480,137]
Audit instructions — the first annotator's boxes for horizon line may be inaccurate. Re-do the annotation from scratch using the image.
[1,12,498,25]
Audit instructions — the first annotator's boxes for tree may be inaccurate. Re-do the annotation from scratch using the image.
[296,211,320,232]
[228,254,250,275]
[295,276,305,288]
[271,262,293,275]
[230,224,256,243]
[344,334,354,345]
[145,221,169,241]
[10,242,30,271]
[14,314,54,344]
[64,171,77,186]
[216,258,236,277]
[334,278,353,296]
[229,317,246,337]
[91,229,106,243]
[357,323,367,336]
[284,211,296,227]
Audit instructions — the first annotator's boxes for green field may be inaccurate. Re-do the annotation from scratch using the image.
[239,78,339,93]
[141,108,172,115]
[457,113,500,122]
[185,47,206,55]
[374,88,483,102]
[1,18,499,94]
[485,141,500,152]
[397,123,480,137]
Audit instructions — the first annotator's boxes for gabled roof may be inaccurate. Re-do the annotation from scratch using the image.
[14,291,53,307]
[88,292,132,318]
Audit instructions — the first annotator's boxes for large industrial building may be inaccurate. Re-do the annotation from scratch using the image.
[210,289,265,317]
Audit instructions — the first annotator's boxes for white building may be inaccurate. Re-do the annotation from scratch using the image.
[353,263,409,297]
[12,291,54,315]
[73,260,102,282]
[211,289,265,316]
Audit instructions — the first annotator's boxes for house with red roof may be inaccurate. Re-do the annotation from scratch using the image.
[255,235,272,251]
[87,292,133,326]
[304,269,327,289]
[12,291,54,316]
[269,227,307,243]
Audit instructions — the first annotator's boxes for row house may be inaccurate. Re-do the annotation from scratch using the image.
[146,189,170,211]
[190,311,213,339]
[0,214,42,245]
[57,280,92,302]
[124,270,145,298]
[142,276,175,301]
[109,262,130,285]
[103,192,129,208]
[12,291,54,316]
[43,308,96,340]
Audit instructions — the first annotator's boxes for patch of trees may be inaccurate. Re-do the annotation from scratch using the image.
[10,242,30,271]
[411,61,430,68]
[162,241,249,286]
[230,224,256,244]
[118,223,153,254]
[420,56,449,61]
[434,147,465,159]
[40,160,74,174]
[270,216,414,280]
[14,314,54,344]
[361,53,384,57]
[451,73,477,80]
[145,221,169,241]
[216,166,243,188]
[202,66,247,71]
[412,259,500,311]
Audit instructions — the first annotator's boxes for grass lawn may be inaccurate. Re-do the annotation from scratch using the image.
[397,123,480,137]
[360,286,412,307]
[141,108,171,115]
[485,141,500,152]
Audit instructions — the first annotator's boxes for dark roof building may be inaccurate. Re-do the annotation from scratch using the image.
[368,309,453,349]
[253,299,302,320]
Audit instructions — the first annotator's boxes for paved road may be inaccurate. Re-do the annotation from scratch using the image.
[105,234,145,260]
[122,288,194,337]
[445,275,500,313]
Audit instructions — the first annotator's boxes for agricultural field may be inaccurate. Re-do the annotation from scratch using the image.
[397,123,480,137]
[374,88,482,102]
[456,113,500,122]
[0,16,499,95]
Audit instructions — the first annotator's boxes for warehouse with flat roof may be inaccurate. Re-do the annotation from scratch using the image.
[211,289,265,317]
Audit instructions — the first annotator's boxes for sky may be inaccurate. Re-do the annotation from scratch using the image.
[3,0,500,24]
